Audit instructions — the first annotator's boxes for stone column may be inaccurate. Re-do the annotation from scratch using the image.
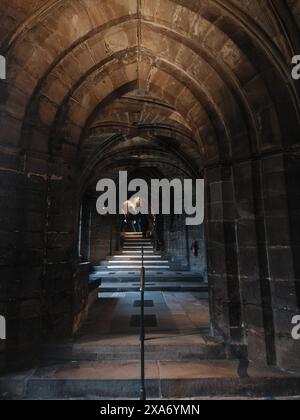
[42,161,78,341]
[205,165,244,345]
[233,159,274,366]
[0,151,49,370]
[261,152,300,369]
[206,152,300,369]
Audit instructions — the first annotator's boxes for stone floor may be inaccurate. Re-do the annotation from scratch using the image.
[1,291,300,400]
[41,291,222,363]
[97,282,208,293]
[1,358,300,400]
[83,291,210,337]
[92,270,207,293]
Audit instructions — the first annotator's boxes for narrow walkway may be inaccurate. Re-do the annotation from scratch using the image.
[42,291,219,362]
[82,291,210,337]
[1,291,300,399]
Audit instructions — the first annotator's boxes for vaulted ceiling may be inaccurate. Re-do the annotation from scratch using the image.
[0,0,299,186]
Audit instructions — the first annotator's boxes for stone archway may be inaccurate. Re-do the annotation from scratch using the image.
[0,0,299,375]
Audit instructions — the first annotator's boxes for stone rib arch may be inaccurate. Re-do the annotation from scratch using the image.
[79,129,202,192]
[44,59,215,163]
[0,0,298,162]
[20,16,255,146]
[23,21,253,161]
[84,147,194,194]
[1,0,300,377]
[57,55,233,163]
[1,0,297,62]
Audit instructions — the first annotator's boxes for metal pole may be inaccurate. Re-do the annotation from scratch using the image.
[140,246,146,401]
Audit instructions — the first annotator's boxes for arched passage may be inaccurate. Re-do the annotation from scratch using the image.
[0,0,300,377]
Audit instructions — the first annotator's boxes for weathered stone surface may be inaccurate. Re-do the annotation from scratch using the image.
[0,0,299,378]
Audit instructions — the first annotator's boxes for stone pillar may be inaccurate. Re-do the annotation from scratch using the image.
[0,149,81,371]
[285,150,300,310]
[79,196,92,262]
[0,151,48,370]
[42,161,78,341]
[89,206,119,264]
[205,165,244,345]
[234,159,274,365]
[262,152,300,369]
[206,152,300,369]
[72,262,91,335]
[163,214,190,270]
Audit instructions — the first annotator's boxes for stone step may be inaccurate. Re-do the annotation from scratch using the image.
[91,270,203,276]
[123,232,144,235]
[119,251,156,254]
[93,263,163,270]
[102,260,169,265]
[116,250,156,254]
[101,260,170,270]
[106,254,160,258]
[121,232,145,239]
[95,263,170,270]
[2,361,299,400]
[90,273,205,283]
[107,255,163,260]
[99,276,205,284]
[121,241,147,244]
[122,246,154,250]
[123,238,152,241]
[123,244,153,248]
[101,269,171,274]
[98,282,208,292]
[123,241,153,244]
[41,336,225,363]
[102,267,171,271]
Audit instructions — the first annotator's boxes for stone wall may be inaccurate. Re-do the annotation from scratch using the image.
[0,152,82,371]
[89,208,119,264]
[0,0,300,374]
[0,158,48,371]
[206,152,300,369]
[72,263,91,335]
[0,339,5,372]
[163,214,206,276]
